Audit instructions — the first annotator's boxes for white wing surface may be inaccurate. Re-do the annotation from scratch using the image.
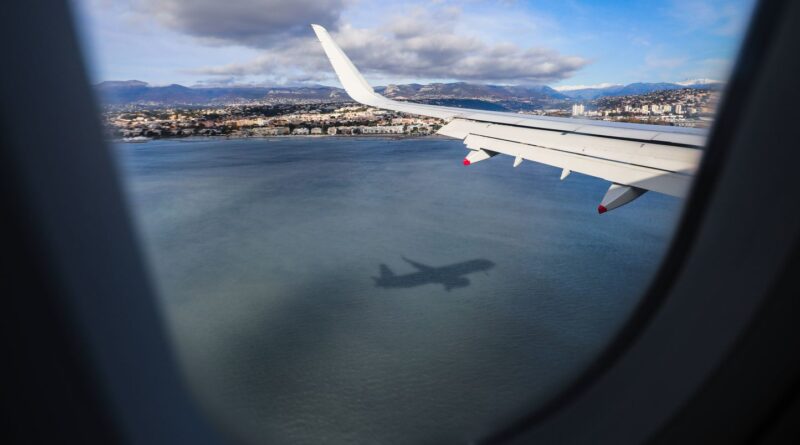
[311,24,706,213]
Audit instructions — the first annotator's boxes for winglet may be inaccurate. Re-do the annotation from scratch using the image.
[310,24,459,119]
[311,24,380,106]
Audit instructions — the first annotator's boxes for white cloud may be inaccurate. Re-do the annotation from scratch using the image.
[188,6,588,83]
[136,0,347,47]
[139,0,587,84]
[675,78,722,86]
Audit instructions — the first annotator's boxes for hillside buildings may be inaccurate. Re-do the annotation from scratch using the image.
[104,104,443,140]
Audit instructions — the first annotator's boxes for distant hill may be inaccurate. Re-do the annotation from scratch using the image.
[94,80,568,107]
[94,80,346,105]
[376,82,568,101]
[559,81,722,100]
[409,98,511,112]
[94,79,720,107]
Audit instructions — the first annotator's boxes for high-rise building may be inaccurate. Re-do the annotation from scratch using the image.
[571,103,585,116]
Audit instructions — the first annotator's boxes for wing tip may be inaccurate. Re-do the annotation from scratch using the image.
[310,24,327,41]
[309,22,380,103]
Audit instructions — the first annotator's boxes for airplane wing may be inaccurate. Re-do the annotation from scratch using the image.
[311,24,706,213]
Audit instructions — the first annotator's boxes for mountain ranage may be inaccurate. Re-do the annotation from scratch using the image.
[99,80,720,141]
[95,80,720,108]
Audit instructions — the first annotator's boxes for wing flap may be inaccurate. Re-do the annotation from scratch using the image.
[463,134,692,197]
[440,118,701,175]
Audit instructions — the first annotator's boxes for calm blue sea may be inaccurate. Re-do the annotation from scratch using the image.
[115,136,681,444]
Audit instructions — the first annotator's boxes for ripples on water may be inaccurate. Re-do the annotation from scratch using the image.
[115,136,680,444]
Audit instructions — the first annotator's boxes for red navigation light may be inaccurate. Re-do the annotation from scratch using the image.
[597,205,608,214]
[463,159,471,166]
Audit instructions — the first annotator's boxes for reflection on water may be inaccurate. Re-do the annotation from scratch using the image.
[116,136,681,444]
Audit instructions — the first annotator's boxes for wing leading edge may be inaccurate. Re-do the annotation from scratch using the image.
[311,24,706,213]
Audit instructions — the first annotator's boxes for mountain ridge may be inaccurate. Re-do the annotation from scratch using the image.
[94,80,720,106]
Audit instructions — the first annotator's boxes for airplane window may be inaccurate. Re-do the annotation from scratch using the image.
[69,0,755,442]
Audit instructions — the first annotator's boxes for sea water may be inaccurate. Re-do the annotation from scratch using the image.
[115,136,681,444]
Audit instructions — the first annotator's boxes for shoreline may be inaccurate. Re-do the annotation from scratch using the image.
[115,133,447,144]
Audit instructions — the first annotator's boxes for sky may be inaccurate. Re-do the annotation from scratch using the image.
[70,0,756,89]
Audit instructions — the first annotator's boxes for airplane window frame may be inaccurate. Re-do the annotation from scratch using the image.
[3,0,799,443]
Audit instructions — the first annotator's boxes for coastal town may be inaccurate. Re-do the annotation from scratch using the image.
[104,103,445,141]
[566,87,719,127]
[101,85,720,141]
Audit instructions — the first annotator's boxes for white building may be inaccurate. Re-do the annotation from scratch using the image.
[571,103,585,116]
[358,125,404,134]
[256,127,289,136]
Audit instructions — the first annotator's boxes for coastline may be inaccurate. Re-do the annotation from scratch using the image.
[115,133,447,144]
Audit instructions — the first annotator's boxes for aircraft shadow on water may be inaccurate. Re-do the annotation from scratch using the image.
[373,257,495,291]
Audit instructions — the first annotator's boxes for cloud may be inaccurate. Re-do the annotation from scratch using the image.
[187,6,588,84]
[136,0,347,47]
